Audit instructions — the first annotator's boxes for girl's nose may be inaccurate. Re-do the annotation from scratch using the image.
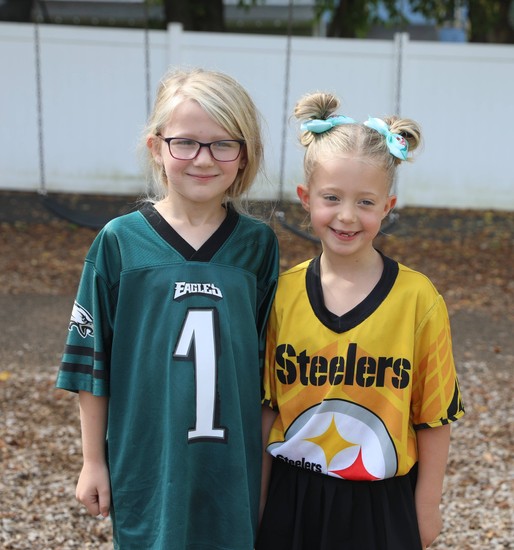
[193,145,215,165]
[337,203,356,223]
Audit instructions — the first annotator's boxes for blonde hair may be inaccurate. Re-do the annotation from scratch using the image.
[295,92,422,190]
[142,67,263,203]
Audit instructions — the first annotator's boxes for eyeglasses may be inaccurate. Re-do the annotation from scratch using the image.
[156,135,245,162]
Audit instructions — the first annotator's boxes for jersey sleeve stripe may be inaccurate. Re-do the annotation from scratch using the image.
[59,361,108,380]
[63,344,106,362]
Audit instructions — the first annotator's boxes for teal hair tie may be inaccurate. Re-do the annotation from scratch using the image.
[364,117,409,160]
[301,115,356,134]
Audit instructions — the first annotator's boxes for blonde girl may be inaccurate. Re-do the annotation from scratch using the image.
[57,68,279,549]
[257,92,464,550]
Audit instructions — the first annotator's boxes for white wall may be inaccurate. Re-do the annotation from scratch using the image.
[1,22,513,210]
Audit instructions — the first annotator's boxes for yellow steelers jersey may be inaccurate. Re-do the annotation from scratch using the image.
[263,254,464,480]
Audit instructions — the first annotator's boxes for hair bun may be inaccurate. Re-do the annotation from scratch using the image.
[384,116,422,154]
[294,92,341,145]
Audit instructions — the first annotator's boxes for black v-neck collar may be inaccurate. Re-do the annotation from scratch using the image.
[305,252,399,333]
[140,202,239,261]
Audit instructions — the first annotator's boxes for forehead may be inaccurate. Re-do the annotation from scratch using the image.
[310,156,389,193]
[164,99,230,138]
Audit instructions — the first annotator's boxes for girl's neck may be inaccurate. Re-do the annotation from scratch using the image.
[156,196,226,224]
[319,248,384,317]
[320,244,383,276]
[154,197,228,250]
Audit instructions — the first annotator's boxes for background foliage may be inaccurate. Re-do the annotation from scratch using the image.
[1,0,513,42]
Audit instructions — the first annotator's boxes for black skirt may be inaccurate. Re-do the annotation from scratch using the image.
[256,457,422,550]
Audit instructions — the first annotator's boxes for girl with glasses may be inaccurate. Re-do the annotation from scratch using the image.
[56,67,279,549]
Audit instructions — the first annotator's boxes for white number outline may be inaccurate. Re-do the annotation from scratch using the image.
[173,308,227,443]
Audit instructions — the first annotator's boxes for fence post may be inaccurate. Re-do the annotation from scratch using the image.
[394,31,409,116]
[393,32,409,206]
[167,22,183,67]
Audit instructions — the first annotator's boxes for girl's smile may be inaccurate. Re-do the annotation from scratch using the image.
[297,156,396,263]
[150,99,246,208]
[331,229,359,240]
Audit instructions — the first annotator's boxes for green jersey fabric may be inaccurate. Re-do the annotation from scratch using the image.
[56,203,279,549]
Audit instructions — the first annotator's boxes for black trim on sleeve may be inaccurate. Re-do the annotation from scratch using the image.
[59,362,109,380]
[63,344,106,361]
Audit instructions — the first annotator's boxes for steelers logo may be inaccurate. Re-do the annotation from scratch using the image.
[268,399,397,480]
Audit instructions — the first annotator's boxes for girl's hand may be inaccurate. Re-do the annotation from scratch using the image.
[76,460,111,518]
[416,501,442,548]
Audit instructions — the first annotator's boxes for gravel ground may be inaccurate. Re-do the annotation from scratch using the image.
[0,193,513,549]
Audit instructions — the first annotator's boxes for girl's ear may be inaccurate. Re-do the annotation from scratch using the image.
[296,184,310,212]
[147,134,163,165]
[382,194,397,219]
[238,152,247,170]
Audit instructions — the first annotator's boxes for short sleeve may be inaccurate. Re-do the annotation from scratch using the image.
[55,232,119,396]
[411,295,465,429]
[262,301,279,409]
[256,230,279,366]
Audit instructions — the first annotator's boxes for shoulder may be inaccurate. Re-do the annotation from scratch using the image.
[233,213,279,254]
[268,260,314,321]
[101,209,147,236]
[276,259,313,293]
[393,261,451,325]
[236,212,277,238]
[85,210,146,268]
[395,261,440,296]
[89,210,146,247]
[280,259,313,279]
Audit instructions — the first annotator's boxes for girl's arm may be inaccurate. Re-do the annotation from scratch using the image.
[76,391,110,518]
[415,424,451,548]
[259,405,278,525]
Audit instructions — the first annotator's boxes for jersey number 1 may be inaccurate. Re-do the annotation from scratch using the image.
[174,308,227,443]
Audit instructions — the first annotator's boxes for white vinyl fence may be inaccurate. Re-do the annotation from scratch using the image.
[1,22,513,209]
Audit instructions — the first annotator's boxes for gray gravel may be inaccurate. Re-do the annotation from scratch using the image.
[1,296,512,549]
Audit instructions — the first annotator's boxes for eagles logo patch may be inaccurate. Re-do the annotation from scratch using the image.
[68,301,94,338]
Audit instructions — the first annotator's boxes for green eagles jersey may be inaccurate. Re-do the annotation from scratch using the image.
[263,254,464,481]
[56,203,279,549]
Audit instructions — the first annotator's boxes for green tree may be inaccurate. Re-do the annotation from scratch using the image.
[2,0,512,43]
[0,0,34,21]
[417,0,514,44]
[312,0,400,38]
[316,0,514,43]
[240,0,513,43]
[161,0,225,31]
